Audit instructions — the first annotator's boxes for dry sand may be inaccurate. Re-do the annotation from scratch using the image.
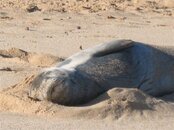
[0,0,174,15]
[1,0,174,130]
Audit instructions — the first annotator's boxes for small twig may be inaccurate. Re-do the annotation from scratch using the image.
[0,67,13,71]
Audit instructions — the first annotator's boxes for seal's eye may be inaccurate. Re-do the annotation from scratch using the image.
[70,78,76,85]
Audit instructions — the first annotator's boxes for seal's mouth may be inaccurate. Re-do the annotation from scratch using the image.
[28,95,41,101]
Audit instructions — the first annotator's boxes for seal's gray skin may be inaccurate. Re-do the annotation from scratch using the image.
[29,40,174,105]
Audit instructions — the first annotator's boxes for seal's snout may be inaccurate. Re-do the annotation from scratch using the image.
[28,69,69,102]
[29,77,54,101]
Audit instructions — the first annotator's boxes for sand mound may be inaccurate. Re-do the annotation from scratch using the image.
[0,0,173,14]
[0,48,63,67]
[1,75,174,120]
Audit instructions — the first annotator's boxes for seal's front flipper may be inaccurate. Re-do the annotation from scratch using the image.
[86,40,134,57]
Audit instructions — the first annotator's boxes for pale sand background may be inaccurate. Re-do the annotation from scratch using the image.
[0,0,174,130]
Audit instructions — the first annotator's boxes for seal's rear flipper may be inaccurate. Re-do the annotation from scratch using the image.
[87,40,134,57]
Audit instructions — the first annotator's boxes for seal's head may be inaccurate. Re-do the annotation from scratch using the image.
[29,68,75,104]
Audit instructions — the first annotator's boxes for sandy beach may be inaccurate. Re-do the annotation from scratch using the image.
[0,0,174,129]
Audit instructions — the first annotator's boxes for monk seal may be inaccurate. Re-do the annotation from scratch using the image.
[29,40,174,105]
